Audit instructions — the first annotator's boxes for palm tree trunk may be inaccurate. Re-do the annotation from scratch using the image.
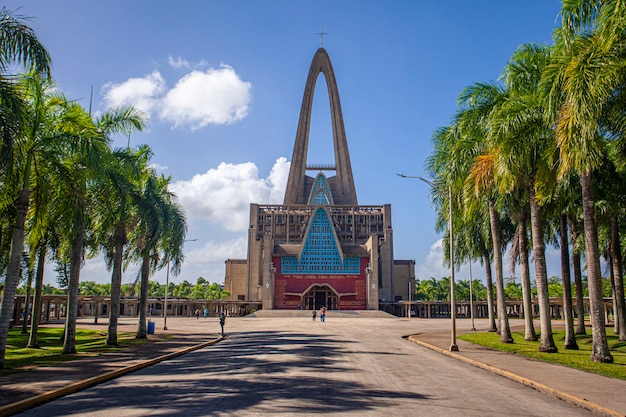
[569,219,587,335]
[560,214,578,349]
[517,210,537,341]
[21,258,33,334]
[529,187,557,353]
[610,215,626,341]
[580,173,612,363]
[136,254,150,339]
[482,250,497,332]
[608,252,618,334]
[62,227,83,354]
[488,199,512,343]
[27,246,46,348]
[107,223,126,346]
[0,188,30,368]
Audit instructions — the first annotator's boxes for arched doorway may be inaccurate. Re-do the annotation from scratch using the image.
[303,285,338,310]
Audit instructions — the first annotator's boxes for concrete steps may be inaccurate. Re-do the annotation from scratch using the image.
[247,309,395,318]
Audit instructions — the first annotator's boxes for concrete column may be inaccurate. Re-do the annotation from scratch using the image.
[365,234,379,310]
[247,204,258,301]
[262,234,275,309]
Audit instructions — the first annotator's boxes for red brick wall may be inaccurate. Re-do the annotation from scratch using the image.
[273,257,367,310]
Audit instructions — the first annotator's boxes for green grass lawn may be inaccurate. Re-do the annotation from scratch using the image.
[459,329,626,379]
[3,327,146,373]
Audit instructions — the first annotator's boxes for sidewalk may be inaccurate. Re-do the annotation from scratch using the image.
[409,331,626,417]
[0,318,222,416]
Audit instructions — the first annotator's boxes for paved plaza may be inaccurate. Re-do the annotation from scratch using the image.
[2,313,624,416]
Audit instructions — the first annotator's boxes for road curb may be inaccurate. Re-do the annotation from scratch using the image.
[406,335,624,417]
[0,336,225,417]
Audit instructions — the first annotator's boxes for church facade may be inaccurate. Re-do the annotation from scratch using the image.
[225,48,415,311]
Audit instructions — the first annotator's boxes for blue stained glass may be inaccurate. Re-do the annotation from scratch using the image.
[308,173,333,205]
[281,208,360,274]
[312,191,330,205]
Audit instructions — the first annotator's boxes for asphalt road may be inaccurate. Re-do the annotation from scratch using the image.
[16,315,592,416]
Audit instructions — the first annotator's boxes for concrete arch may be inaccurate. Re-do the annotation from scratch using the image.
[307,172,334,205]
[302,283,340,297]
[283,48,357,205]
[298,207,346,263]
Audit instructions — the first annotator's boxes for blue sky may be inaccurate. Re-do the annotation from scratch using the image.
[6,1,564,287]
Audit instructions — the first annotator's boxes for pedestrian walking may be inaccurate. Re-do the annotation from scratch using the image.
[312,310,317,321]
[219,312,226,336]
[204,307,208,319]
[320,306,326,323]
[195,309,200,319]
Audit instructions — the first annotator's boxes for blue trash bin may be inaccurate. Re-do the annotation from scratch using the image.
[147,320,155,334]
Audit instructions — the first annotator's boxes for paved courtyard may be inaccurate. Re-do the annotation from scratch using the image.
[11,313,598,417]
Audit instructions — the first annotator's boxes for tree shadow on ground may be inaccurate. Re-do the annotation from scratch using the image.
[19,331,430,416]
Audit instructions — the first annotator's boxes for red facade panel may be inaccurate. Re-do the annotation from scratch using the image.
[273,257,368,310]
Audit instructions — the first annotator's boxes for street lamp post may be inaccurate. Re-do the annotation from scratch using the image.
[397,173,458,351]
[469,262,476,331]
[163,238,198,331]
[164,259,170,330]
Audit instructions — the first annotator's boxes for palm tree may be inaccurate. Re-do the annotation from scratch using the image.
[591,161,626,340]
[488,43,558,352]
[26,245,46,348]
[544,0,626,362]
[567,210,587,335]
[512,208,537,341]
[92,132,147,346]
[455,198,498,332]
[427,115,502,334]
[558,213,579,349]
[456,81,514,343]
[0,8,52,324]
[27,245,47,348]
[127,172,187,339]
[19,251,33,334]
[595,89,626,340]
[0,63,61,367]
[418,278,438,301]
[23,130,57,347]
[174,280,193,298]
[57,105,145,353]
[50,103,103,354]
[0,8,51,179]
[102,147,144,346]
[207,282,230,300]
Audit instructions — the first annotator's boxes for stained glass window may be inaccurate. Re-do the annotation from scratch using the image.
[308,173,334,205]
[281,208,360,274]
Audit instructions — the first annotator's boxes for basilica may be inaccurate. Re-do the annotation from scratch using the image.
[225,47,415,311]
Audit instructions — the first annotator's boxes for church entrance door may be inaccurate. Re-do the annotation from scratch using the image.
[303,285,338,310]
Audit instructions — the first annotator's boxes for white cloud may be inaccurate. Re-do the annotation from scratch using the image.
[101,61,252,130]
[168,56,191,69]
[187,237,248,264]
[267,157,290,202]
[159,66,251,129]
[168,55,209,70]
[416,238,448,280]
[149,162,169,172]
[172,158,289,232]
[102,70,166,116]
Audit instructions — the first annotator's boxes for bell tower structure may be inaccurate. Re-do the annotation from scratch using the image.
[284,48,357,206]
